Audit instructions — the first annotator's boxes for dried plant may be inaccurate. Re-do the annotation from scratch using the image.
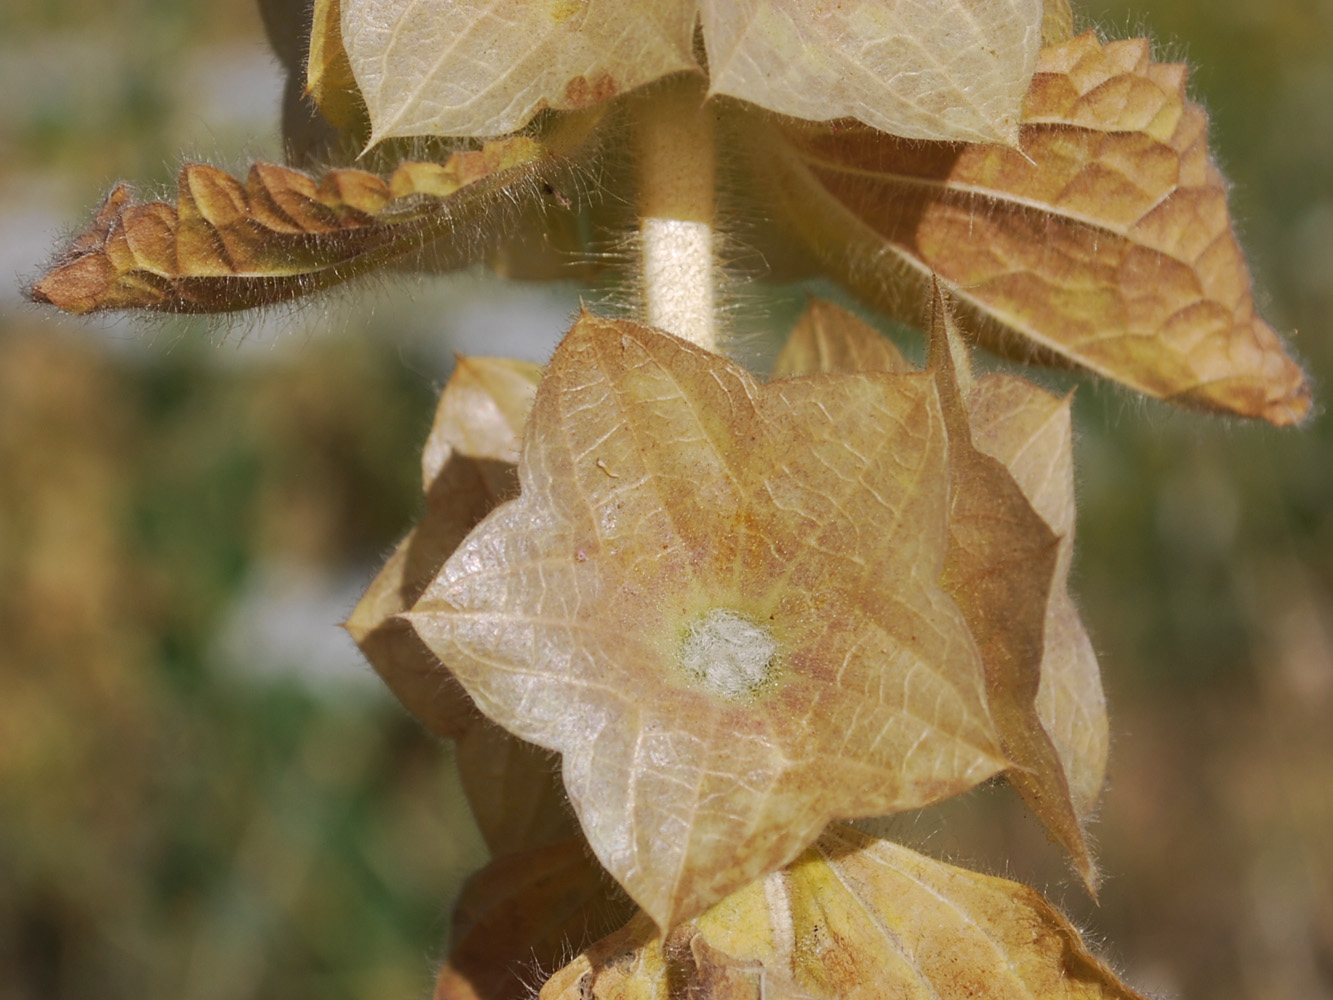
[30,1,1310,997]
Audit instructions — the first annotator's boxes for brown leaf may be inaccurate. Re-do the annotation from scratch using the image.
[346,530,479,740]
[754,32,1310,425]
[28,132,583,314]
[436,836,634,1000]
[775,295,1107,885]
[455,722,578,858]
[422,356,541,488]
[928,287,1095,891]
[964,373,1108,825]
[541,825,1149,1000]
[407,311,1005,929]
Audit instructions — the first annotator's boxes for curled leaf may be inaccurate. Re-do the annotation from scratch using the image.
[754,32,1310,425]
[407,311,1005,929]
[28,130,590,314]
[342,0,699,142]
[701,0,1042,145]
[541,825,1149,1000]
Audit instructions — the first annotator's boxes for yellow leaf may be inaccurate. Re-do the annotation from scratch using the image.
[1041,0,1074,45]
[541,825,1149,1000]
[754,32,1311,425]
[701,0,1042,145]
[407,311,1006,929]
[306,0,370,138]
[28,136,574,314]
[342,0,699,142]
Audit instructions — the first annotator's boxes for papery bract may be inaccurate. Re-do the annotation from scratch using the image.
[407,311,1007,928]
[342,0,1043,144]
[701,0,1042,144]
[346,356,579,863]
[775,297,1107,883]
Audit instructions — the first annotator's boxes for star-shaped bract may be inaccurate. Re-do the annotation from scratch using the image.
[406,312,1006,929]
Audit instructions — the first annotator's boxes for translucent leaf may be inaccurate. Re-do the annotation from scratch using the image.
[775,296,1107,883]
[541,825,1149,1000]
[701,0,1042,144]
[754,32,1311,425]
[342,0,699,142]
[407,311,1005,929]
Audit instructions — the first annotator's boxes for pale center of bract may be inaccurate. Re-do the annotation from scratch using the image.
[680,609,777,699]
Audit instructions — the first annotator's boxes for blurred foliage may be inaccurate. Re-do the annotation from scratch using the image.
[1,0,1330,999]
[0,323,489,1000]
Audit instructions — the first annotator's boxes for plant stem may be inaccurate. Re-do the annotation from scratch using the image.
[632,75,718,351]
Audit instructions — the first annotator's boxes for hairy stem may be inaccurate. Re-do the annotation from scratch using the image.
[632,75,718,351]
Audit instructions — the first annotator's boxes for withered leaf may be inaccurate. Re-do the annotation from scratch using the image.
[776,296,1106,883]
[406,311,1006,929]
[701,0,1042,145]
[437,836,634,1000]
[342,0,698,142]
[421,356,541,488]
[347,357,574,857]
[28,132,584,315]
[541,825,1149,1000]
[928,289,1094,890]
[964,369,1108,825]
[346,528,478,741]
[755,31,1310,425]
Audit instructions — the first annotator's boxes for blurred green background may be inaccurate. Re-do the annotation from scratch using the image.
[0,2,1329,999]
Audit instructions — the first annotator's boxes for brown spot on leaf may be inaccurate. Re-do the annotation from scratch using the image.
[563,73,618,109]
